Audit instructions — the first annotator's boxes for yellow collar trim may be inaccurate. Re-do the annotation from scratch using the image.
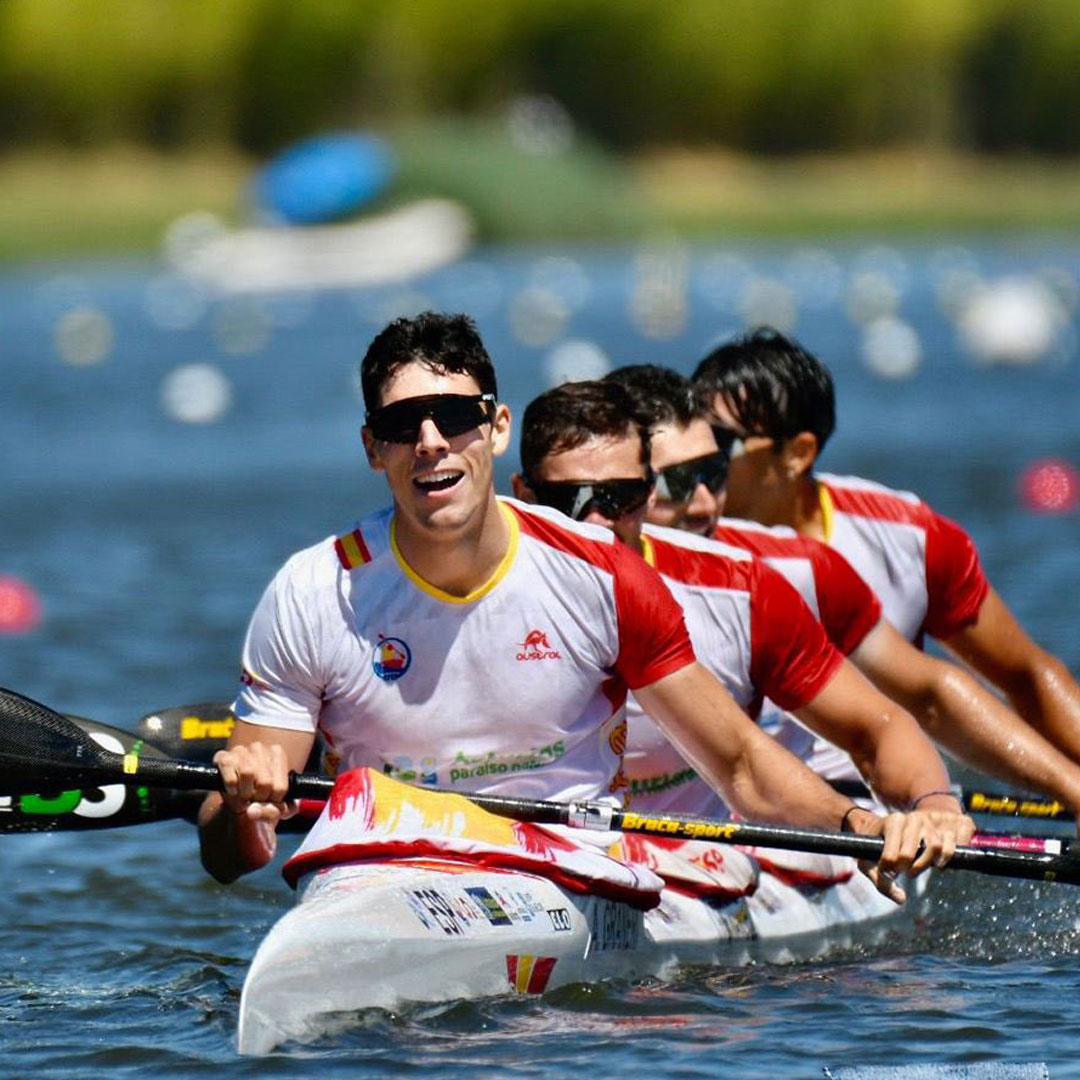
[817,480,835,544]
[389,501,519,604]
[640,534,656,567]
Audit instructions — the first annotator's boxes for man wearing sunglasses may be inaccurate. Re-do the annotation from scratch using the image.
[693,329,1080,811]
[609,362,1080,823]
[514,379,974,904]
[198,312,933,898]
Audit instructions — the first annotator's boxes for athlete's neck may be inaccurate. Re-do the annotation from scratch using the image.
[793,475,827,542]
[393,494,512,597]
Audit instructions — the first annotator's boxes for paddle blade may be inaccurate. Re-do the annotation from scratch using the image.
[0,686,113,793]
[0,686,224,793]
[135,702,326,774]
[0,714,202,832]
[136,702,237,763]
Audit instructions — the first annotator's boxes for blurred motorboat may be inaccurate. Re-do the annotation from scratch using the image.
[167,131,473,294]
[168,197,473,295]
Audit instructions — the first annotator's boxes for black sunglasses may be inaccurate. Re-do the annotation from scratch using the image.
[366,393,496,443]
[528,476,653,522]
[710,425,750,456]
[654,450,731,503]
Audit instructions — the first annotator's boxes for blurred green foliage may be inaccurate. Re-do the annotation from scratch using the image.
[391,118,653,240]
[1,0,1079,155]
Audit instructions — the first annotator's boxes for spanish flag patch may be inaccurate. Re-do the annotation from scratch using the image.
[334,528,372,569]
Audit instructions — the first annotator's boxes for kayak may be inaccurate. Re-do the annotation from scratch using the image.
[238,849,911,1055]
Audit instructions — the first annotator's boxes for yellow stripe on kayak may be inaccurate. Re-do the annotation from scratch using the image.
[367,769,519,846]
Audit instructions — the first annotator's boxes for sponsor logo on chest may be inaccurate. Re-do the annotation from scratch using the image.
[372,634,412,682]
[517,628,562,661]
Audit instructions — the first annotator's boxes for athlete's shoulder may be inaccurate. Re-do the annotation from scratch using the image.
[712,516,813,558]
[819,472,931,526]
[642,522,756,591]
[502,496,620,567]
[278,506,394,583]
[644,521,754,562]
[330,505,394,571]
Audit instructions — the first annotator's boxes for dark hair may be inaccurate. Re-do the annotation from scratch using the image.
[520,380,650,482]
[360,311,497,411]
[604,363,708,428]
[692,327,836,450]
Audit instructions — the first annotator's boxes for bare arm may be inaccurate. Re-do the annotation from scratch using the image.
[853,616,1080,811]
[941,587,1080,763]
[792,657,960,815]
[636,661,855,830]
[634,661,959,899]
[790,658,975,875]
[197,722,316,884]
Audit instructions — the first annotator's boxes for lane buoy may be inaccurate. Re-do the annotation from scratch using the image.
[1019,459,1080,514]
[0,575,42,634]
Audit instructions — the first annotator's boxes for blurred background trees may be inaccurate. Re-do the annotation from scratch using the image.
[2,0,1079,157]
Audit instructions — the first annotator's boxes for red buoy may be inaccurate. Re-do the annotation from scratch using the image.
[1020,459,1080,514]
[0,575,42,634]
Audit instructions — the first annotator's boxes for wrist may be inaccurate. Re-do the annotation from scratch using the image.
[840,805,878,834]
[909,789,962,812]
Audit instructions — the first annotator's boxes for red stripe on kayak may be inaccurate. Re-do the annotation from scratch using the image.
[527,956,558,993]
[283,842,661,909]
[751,855,853,890]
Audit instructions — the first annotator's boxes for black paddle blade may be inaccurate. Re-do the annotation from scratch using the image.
[135,702,237,763]
[0,686,114,793]
[0,713,201,832]
[0,686,224,794]
[135,702,326,774]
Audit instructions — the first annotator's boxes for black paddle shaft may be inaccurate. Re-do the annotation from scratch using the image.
[459,790,1080,888]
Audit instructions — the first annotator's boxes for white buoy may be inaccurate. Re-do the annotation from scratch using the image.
[542,339,611,386]
[54,306,113,367]
[958,276,1066,366]
[161,363,232,424]
[861,317,922,380]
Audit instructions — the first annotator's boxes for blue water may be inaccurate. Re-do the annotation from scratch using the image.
[2,239,1079,1077]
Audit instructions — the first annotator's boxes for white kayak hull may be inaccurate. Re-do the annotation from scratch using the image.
[171,198,473,294]
[238,857,912,1055]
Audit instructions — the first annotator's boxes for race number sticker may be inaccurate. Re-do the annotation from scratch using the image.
[589,900,641,952]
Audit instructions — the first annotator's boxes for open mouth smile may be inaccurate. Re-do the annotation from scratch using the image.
[413,469,464,494]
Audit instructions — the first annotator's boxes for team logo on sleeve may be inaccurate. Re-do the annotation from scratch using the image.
[373,635,412,681]
[240,667,270,691]
[516,629,562,661]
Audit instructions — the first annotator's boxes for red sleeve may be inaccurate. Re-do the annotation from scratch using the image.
[804,540,882,655]
[748,561,844,711]
[611,543,696,690]
[923,510,990,638]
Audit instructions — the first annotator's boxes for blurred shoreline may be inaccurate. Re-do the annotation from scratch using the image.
[5,137,1080,266]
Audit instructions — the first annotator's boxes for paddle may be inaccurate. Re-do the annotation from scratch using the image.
[0,700,331,834]
[0,712,202,832]
[139,702,1079,826]
[3,685,1079,887]
[141,703,1079,825]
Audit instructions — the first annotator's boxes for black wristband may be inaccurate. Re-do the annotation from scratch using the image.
[840,804,860,833]
[910,789,960,810]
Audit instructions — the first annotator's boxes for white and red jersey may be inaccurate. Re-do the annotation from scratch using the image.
[233,497,694,805]
[710,515,884,781]
[711,516,881,654]
[624,522,844,815]
[817,473,989,646]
